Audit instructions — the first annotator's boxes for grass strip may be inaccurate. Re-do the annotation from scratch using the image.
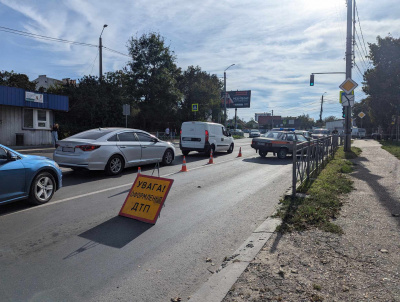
[275,146,362,234]
[380,140,400,159]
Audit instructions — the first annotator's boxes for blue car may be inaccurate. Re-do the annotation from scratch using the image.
[0,144,62,205]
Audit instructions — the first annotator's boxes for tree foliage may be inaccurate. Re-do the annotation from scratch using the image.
[362,35,400,130]
[178,65,222,123]
[47,72,128,138]
[125,32,182,130]
[0,70,36,91]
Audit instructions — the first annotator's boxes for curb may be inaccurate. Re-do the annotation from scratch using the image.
[189,217,281,302]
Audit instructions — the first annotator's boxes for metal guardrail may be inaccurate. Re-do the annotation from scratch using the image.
[292,135,344,196]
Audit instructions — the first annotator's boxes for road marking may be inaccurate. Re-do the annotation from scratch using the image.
[2,154,256,217]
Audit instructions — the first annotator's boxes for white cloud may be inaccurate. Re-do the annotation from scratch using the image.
[0,0,399,122]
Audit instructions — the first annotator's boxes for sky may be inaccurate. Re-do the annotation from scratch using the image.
[1,0,399,124]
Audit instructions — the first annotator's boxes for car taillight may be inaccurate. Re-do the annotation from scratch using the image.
[76,145,101,151]
[205,130,209,142]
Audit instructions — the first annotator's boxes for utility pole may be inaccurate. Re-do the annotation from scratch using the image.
[99,24,108,81]
[344,0,353,151]
[319,92,326,123]
[271,110,274,129]
[223,64,235,127]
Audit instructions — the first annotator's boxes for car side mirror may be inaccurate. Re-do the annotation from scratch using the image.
[152,138,159,143]
[6,151,17,161]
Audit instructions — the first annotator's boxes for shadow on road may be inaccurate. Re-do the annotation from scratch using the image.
[243,156,292,165]
[78,216,153,249]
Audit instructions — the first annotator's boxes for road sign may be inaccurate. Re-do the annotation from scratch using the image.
[192,103,198,112]
[358,112,365,119]
[339,78,358,94]
[342,94,354,107]
[119,174,174,224]
[339,90,354,103]
[122,104,130,116]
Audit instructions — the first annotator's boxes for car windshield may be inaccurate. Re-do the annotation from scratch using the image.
[313,129,330,135]
[265,131,283,139]
[69,129,115,140]
[251,130,259,133]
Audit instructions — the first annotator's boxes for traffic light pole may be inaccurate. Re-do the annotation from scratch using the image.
[344,0,353,152]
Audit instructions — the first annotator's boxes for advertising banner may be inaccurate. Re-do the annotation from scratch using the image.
[221,90,251,108]
[25,92,43,103]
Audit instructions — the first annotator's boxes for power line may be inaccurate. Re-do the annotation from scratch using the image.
[0,26,97,47]
[354,1,373,69]
[0,25,130,59]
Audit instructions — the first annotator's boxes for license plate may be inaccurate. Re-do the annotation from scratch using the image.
[62,147,74,152]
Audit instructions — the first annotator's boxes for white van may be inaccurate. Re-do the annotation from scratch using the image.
[180,121,234,156]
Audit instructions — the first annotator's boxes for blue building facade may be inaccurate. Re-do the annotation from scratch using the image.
[0,85,69,146]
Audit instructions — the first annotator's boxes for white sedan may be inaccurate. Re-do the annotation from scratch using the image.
[54,128,175,175]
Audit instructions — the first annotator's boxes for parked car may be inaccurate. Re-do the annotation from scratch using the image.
[311,128,330,139]
[295,130,312,140]
[180,121,234,156]
[0,144,62,205]
[249,129,261,138]
[54,128,175,175]
[251,130,308,158]
[230,129,244,137]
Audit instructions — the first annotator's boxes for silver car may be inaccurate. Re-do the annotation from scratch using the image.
[54,128,175,175]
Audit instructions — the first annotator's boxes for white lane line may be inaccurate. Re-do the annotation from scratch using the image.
[2,154,256,217]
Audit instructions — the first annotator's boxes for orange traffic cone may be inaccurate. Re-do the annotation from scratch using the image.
[208,149,214,164]
[237,147,242,157]
[181,156,188,172]
[138,167,141,174]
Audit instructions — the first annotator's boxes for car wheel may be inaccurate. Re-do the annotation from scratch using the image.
[277,148,287,159]
[105,155,124,175]
[28,172,56,205]
[182,150,190,156]
[162,149,174,165]
[259,150,267,157]
[227,143,234,154]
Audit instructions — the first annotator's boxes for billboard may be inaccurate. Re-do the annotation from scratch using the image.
[221,90,251,108]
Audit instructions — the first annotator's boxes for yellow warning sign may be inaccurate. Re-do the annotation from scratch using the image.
[119,174,174,224]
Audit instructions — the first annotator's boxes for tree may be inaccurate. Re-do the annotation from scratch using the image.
[0,70,36,91]
[363,36,400,130]
[125,32,182,131]
[178,65,222,123]
[296,114,315,130]
[352,98,374,132]
[48,72,129,138]
[323,116,339,123]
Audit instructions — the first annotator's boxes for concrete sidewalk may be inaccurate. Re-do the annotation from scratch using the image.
[191,139,400,301]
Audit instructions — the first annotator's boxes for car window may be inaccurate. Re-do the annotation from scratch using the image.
[70,129,115,140]
[286,134,295,141]
[0,148,7,160]
[107,134,119,141]
[265,131,282,139]
[136,132,155,142]
[297,135,308,142]
[118,132,138,142]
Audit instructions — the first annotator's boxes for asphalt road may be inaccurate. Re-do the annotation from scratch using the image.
[0,138,292,301]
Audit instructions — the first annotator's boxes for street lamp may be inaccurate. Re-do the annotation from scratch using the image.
[319,92,327,123]
[99,24,108,80]
[224,64,235,127]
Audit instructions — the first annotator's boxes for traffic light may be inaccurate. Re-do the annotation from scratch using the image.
[310,74,314,86]
[342,106,346,118]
